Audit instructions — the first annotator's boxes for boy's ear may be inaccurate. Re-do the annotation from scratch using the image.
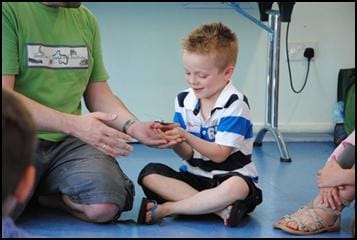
[14,165,36,203]
[224,66,234,80]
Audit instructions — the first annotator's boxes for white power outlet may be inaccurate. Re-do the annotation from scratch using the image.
[287,41,317,61]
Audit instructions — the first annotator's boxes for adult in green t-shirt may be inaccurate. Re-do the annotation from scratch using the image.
[2,2,175,223]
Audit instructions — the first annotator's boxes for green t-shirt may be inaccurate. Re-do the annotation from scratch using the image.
[344,83,355,135]
[2,2,109,142]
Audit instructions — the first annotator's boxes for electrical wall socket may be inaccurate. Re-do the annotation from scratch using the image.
[288,41,317,61]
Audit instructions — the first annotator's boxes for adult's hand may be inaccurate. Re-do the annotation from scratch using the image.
[71,112,133,158]
[128,121,182,147]
[127,121,168,146]
[318,187,341,210]
[316,157,344,188]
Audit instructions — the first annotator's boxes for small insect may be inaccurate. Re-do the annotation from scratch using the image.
[145,113,174,126]
[154,120,174,126]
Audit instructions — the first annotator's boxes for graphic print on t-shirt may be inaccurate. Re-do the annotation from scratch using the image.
[27,44,88,69]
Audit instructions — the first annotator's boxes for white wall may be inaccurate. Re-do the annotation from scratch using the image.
[83,2,355,133]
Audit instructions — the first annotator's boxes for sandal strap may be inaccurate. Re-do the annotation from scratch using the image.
[280,214,292,221]
[288,209,324,232]
[313,204,341,218]
[278,203,314,224]
[287,206,340,232]
[289,215,314,232]
[305,208,329,230]
[149,200,162,224]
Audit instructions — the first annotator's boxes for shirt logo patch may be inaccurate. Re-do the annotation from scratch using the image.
[26,44,88,69]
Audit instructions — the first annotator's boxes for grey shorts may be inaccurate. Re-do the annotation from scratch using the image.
[33,136,135,213]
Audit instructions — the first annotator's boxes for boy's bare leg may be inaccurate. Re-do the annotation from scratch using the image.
[142,174,249,222]
[142,174,199,202]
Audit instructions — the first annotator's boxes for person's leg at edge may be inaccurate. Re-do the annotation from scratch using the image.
[277,142,355,232]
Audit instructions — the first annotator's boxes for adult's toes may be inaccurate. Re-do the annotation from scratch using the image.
[287,221,299,230]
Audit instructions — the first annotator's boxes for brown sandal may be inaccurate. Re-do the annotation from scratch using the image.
[274,203,343,235]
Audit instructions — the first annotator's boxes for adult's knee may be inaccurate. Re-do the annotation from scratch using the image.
[82,203,120,223]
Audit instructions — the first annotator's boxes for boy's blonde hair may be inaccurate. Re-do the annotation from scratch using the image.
[182,22,238,71]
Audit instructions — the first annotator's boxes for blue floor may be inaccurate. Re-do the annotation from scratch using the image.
[17,135,354,238]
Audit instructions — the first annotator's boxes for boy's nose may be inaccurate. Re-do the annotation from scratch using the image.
[188,76,198,85]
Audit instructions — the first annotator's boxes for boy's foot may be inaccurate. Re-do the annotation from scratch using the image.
[223,200,249,227]
[137,198,162,224]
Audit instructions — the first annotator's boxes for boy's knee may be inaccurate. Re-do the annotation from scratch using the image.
[224,176,250,199]
[82,203,120,223]
[141,173,160,186]
[138,163,166,186]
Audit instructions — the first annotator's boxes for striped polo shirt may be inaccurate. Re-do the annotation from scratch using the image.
[173,82,259,186]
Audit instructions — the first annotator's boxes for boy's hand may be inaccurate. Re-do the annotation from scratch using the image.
[151,122,185,148]
[153,121,177,131]
[151,121,180,133]
[163,127,185,141]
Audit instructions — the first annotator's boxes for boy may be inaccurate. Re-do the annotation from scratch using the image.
[137,22,262,227]
[2,90,37,237]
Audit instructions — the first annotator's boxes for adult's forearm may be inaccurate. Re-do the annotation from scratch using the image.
[84,83,138,131]
[8,90,76,134]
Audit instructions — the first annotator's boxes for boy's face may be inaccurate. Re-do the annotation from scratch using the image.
[183,51,232,101]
